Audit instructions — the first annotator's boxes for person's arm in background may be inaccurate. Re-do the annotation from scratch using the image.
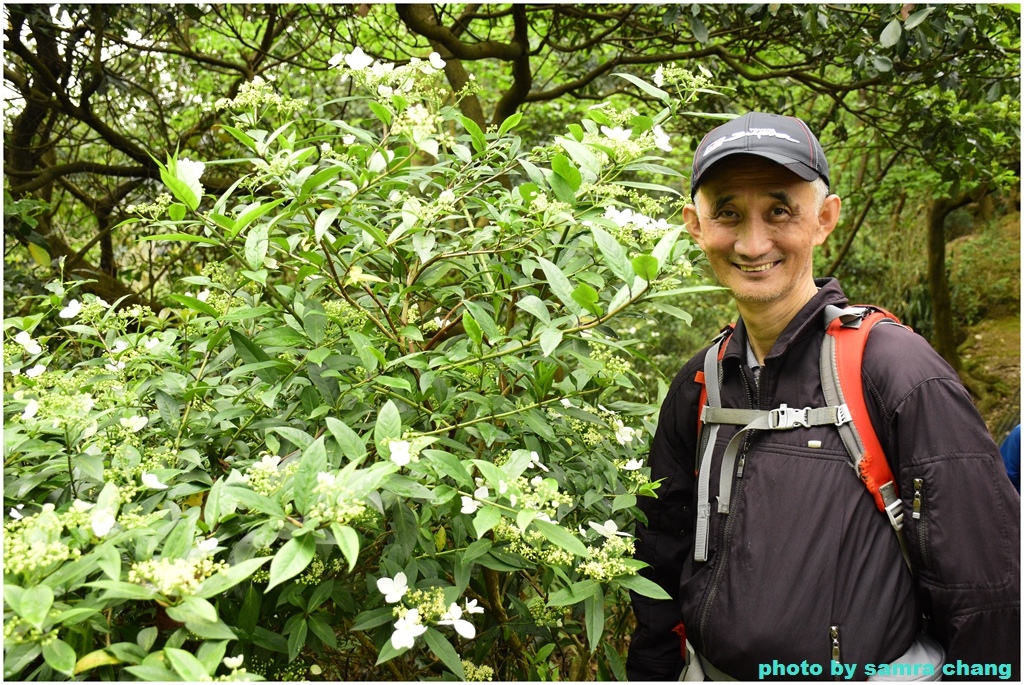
[627,365,699,681]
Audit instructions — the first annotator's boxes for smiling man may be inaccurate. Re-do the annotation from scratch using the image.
[627,113,1020,681]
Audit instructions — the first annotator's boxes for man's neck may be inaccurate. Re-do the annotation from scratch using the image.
[736,282,819,365]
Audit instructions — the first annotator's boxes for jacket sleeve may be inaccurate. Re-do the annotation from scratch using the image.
[866,326,1021,680]
[627,365,699,681]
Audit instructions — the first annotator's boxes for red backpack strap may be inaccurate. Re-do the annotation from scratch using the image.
[695,325,734,438]
[822,305,913,569]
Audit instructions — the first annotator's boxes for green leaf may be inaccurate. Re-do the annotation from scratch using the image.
[904,7,934,29]
[613,72,671,103]
[631,254,659,281]
[229,328,278,383]
[423,628,466,679]
[615,573,672,599]
[73,649,122,675]
[689,14,710,44]
[472,505,502,539]
[307,614,339,649]
[548,579,601,607]
[167,203,186,221]
[539,327,563,357]
[315,206,341,242]
[244,222,270,270]
[516,295,551,325]
[374,400,403,456]
[350,607,395,632]
[231,198,287,238]
[27,242,51,267]
[43,638,77,676]
[139,232,219,246]
[287,618,308,661]
[556,137,602,180]
[463,310,483,347]
[266,534,317,592]
[164,648,211,681]
[19,584,54,630]
[168,294,220,318]
[459,115,487,153]
[498,111,523,136]
[531,519,588,558]
[536,257,583,316]
[87,580,158,600]
[165,596,218,625]
[325,417,367,463]
[879,18,902,47]
[590,224,634,285]
[571,283,603,317]
[552,154,582,191]
[294,436,328,515]
[871,55,894,72]
[584,586,605,651]
[331,523,360,572]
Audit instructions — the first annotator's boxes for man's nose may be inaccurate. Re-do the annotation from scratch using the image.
[734,220,773,258]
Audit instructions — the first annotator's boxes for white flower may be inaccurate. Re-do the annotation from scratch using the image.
[121,415,149,432]
[197,537,219,553]
[653,66,665,87]
[105,360,125,372]
[589,519,632,539]
[91,510,117,538]
[342,134,356,145]
[112,340,129,354]
[473,486,489,500]
[14,331,41,355]
[141,472,168,490]
[196,289,210,302]
[464,598,484,614]
[498,480,508,495]
[59,299,81,319]
[176,158,206,204]
[222,655,244,670]
[9,367,19,376]
[389,440,412,466]
[560,398,572,408]
[615,422,636,446]
[24,364,45,378]
[328,51,346,68]
[260,454,282,470]
[438,603,475,639]
[530,451,549,472]
[72,499,93,512]
[21,399,39,421]
[9,508,23,520]
[530,476,544,487]
[391,608,428,649]
[623,458,644,471]
[601,125,632,142]
[144,337,160,350]
[461,496,480,515]
[428,52,446,70]
[376,572,409,603]
[96,297,110,308]
[344,47,375,71]
[653,125,672,152]
[377,84,394,97]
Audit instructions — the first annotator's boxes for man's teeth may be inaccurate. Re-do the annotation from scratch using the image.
[738,263,775,272]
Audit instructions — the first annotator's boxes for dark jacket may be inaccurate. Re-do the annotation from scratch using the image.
[627,279,1020,681]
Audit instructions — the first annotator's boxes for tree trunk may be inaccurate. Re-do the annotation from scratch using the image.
[926,190,986,373]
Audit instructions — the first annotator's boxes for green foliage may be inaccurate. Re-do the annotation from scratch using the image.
[3,57,707,680]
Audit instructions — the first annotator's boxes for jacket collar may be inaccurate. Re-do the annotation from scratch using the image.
[724,278,849,363]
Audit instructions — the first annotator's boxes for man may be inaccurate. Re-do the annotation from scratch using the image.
[627,112,1020,681]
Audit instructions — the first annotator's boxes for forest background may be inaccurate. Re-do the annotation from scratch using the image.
[2,3,1020,682]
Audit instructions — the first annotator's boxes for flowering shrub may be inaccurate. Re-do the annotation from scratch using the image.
[3,53,712,680]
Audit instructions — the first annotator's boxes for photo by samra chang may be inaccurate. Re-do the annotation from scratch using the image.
[759,660,1014,680]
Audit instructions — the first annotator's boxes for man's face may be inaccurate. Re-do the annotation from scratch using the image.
[683,155,840,313]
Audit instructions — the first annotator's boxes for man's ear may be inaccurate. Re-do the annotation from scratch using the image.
[682,203,702,242]
[814,194,841,246]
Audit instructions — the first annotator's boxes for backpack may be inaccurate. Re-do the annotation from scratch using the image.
[692,304,912,569]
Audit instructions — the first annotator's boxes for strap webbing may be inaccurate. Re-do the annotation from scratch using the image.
[694,336,726,562]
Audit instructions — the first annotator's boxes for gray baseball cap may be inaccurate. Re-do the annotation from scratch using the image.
[690,112,830,196]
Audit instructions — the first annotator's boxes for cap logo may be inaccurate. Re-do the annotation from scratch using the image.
[703,127,802,158]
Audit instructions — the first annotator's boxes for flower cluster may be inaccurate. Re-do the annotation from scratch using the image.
[240,454,299,497]
[214,78,308,120]
[3,504,82,579]
[589,343,633,382]
[462,660,495,682]
[128,553,229,599]
[323,298,370,333]
[652,63,714,101]
[493,519,575,566]
[375,572,485,650]
[527,596,565,628]
[601,205,675,245]
[307,472,367,525]
[579,532,637,582]
[126,193,174,218]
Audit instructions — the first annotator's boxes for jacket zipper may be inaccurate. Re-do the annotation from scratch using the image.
[912,477,930,568]
[698,363,757,646]
[830,625,842,680]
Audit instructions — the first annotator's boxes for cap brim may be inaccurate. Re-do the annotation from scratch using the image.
[693,151,822,193]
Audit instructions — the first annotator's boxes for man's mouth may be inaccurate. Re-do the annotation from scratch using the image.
[736,261,779,273]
